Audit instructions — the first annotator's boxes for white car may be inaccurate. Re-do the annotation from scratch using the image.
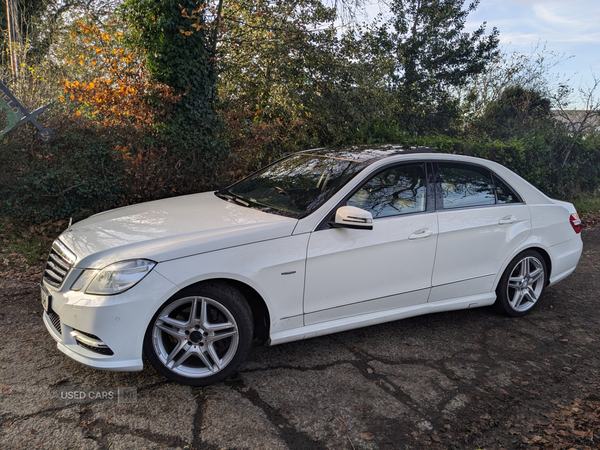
[41,147,583,385]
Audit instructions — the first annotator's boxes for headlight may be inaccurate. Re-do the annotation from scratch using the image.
[71,260,156,295]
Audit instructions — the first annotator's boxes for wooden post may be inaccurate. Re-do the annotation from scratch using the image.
[5,0,22,79]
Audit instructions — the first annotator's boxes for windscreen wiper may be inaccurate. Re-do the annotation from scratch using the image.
[215,191,250,207]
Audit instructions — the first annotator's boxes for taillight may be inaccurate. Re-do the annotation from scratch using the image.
[570,213,582,234]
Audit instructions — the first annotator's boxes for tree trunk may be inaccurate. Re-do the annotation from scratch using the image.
[6,0,22,79]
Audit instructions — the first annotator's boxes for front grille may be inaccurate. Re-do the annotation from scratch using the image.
[48,309,62,336]
[43,241,76,288]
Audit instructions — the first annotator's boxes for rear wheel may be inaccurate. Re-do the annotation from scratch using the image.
[144,282,253,385]
[496,250,547,317]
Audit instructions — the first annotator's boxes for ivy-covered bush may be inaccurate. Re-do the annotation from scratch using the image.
[1,116,126,223]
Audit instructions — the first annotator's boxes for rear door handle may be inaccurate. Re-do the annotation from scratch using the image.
[409,229,433,240]
[498,215,517,225]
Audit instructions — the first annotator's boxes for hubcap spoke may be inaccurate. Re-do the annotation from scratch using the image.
[519,260,527,278]
[170,345,195,369]
[207,329,237,343]
[513,289,525,309]
[196,347,216,372]
[165,338,187,364]
[200,298,209,328]
[156,322,186,339]
[189,297,200,326]
[508,276,523,290]
[529,267,543,284]
[526,286,538,301]
[207,343,223,370]
[159,316,187,329]
[205,321,236,332]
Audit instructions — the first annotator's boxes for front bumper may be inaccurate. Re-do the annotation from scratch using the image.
[42,269,178,372]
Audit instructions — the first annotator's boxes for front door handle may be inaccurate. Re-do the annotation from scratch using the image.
[409,229,433,240]
[498,215,517,225]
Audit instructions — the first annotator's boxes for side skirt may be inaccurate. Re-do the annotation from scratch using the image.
[267,293,496,346]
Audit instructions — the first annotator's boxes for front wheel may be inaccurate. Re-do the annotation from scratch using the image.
[496,250,547,317]
[144,282,253,386]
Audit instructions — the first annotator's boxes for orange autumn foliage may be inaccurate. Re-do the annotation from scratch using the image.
[62,20,180,130]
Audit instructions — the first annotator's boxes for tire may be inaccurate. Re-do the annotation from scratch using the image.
[144,282,253,386]
[496,250,547,317]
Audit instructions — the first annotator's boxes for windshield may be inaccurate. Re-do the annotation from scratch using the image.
[218,153,366,218]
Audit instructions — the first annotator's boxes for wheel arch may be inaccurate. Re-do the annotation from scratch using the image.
[178,278,271,343]
[494,245,553,291]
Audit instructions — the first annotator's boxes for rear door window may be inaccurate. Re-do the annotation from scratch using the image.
[437,163,496,209]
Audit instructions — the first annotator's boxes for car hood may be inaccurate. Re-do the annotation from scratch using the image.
[59,192,298,269]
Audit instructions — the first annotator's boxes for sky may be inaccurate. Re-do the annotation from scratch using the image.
[363,0,600,107]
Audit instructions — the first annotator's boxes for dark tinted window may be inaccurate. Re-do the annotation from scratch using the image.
[438,163,495,209]
[347,164,427,218]
[493,174,520,204]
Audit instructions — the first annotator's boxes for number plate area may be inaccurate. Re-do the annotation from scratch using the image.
[41,285,52,313]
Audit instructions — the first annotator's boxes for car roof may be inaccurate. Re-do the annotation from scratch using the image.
[300,145,437,164]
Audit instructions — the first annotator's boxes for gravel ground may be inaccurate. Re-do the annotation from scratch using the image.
[0,230,598,449]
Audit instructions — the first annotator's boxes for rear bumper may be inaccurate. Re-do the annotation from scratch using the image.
[548,235,583,286]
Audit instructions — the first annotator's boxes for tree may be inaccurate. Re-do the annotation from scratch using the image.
[216,1,403,150]
[120,0,223,165]
[1,0,120,68]
[217,1,336,120]
[459,43,572,121]
[373,0,499,132]
[474,86,551,139]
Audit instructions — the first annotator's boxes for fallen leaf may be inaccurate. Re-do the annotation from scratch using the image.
[572,430,589,437]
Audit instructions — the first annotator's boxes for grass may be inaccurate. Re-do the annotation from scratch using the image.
[571,193,600,229]
[572,195,600,216]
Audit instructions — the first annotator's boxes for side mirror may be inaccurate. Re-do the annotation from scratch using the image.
[331,205,373,230]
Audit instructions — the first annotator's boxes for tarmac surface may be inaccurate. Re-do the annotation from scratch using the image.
[1,230,598,449]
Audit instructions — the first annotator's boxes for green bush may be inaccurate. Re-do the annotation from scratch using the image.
[1,117,127,223]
